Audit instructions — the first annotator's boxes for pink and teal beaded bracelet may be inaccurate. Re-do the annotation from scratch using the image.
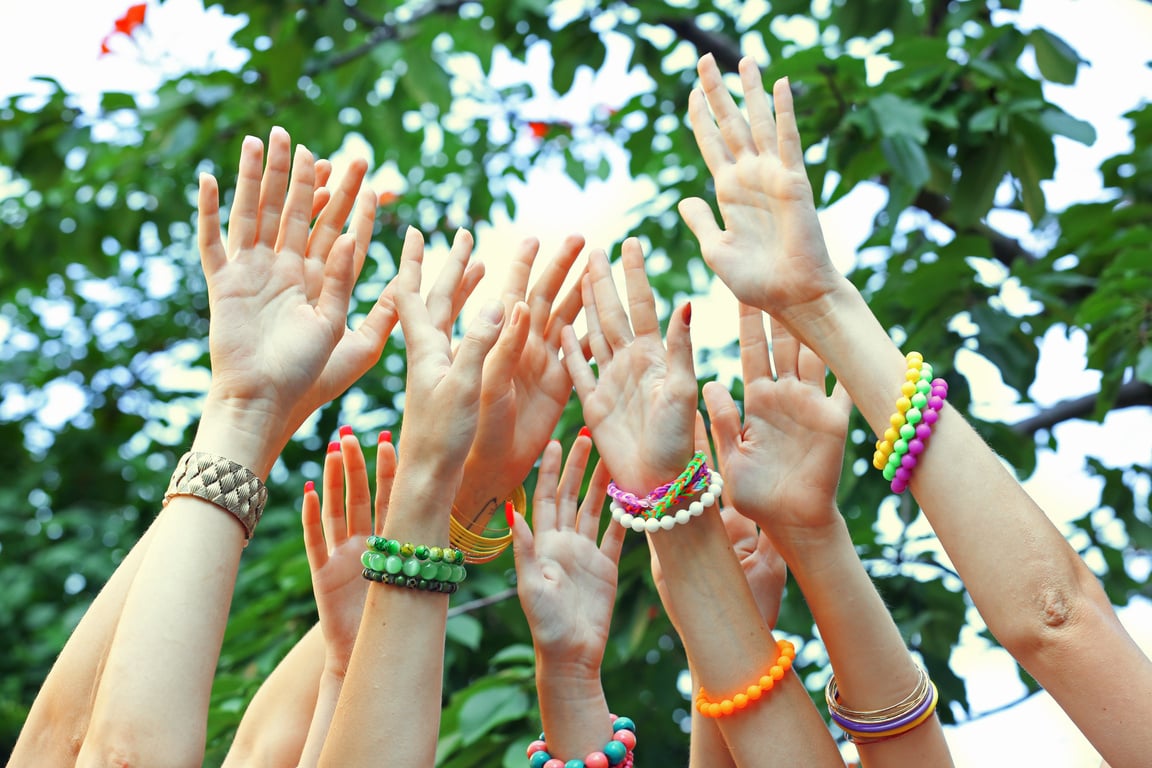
[526,715,636,768]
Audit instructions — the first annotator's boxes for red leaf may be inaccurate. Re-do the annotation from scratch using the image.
[527,121,549,139]
[113,3,147,35]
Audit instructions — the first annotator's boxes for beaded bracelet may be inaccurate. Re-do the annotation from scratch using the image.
[526,714,636,768]
[696,639,795,718]
[448,485,526,564]
[610,469,723,532]
[873,353,948,493]
[360,550,468,583]
[361,567,460,593]
[826,665,939,744]
[607,455,709,512]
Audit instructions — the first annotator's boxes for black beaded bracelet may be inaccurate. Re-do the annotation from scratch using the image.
[362,568,460,593]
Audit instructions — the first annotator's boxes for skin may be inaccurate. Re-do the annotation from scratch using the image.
[703,307,954,766]
[681,52,1152,768]
[13,129,390,768]
[560,238,843,767]
[509,435,626,759]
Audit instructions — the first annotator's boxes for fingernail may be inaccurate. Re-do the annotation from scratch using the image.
[304,480,315,493]
[379,430,392,444]
[682,302,692,326]
[504,500,515,528]
[327,441,341,454]
[579,426,592,439]
[339,425,354,438]
[480,300,504,325]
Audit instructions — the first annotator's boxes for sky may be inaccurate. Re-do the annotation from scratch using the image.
[1,0,1151,765]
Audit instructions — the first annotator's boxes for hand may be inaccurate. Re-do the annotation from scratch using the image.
[455,235,585,526]
[560,238,697,492]
[677,55,842,322]
[702,304,853,549]
[391,227,510,497]
[510,434,625,665]
[197,129,396,466]
[302,431,396,675]
[651,414,786,630]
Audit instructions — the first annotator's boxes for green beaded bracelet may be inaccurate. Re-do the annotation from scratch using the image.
[361,551,468,584]
[367,536,465,565]
[361,567,460,593]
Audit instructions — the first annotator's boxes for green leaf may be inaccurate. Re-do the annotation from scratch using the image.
[1136,347,1152,385]
[1037,108,1097,145]
[953,140,1009,225]
[881,134,930,189]
[458,684,530,744]
[869,93,930,143]
[446,613,483,650]
[1029,28,1083,85]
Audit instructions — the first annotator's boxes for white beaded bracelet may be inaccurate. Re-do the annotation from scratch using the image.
[610,471,724,532]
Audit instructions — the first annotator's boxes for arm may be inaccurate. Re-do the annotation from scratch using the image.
[682,53,1152,767]
[75,129,393,767]
[560,239,842,767]
[703,305,954,765]
[509,435,628,761]
[319,227,517,766]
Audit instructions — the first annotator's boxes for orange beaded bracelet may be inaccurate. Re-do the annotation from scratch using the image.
[695,639,796,718]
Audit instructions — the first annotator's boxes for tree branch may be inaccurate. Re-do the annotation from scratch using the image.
[656,16,743,72]
[1012,379,1152,436]
[912,189,1038,267]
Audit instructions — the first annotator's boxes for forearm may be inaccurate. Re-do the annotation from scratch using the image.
[782,520,952,766]
[649,510,842,767]
[320,479,452,767]
[298,665,346,767]
[534,657,613,758]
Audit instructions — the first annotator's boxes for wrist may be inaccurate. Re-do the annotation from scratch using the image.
[192,394,287,478]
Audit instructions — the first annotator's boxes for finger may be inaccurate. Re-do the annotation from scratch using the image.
[531,440,564,535]
[664,302,699,405]
[738,303,772,383]
[315,232,357,329]
[557,434,593,532]
[697,53,756,157]
[393,228,437,352]
[348,285,399,363]
[374,431,397,535]
[197,173,227,275]
[306,158,368,263]
[427,228,475,335]
[446,299,506,402]
[719,504,757,550]
[226,135,264,252]
[348,185,378,278]
[311,187,332,221]
[277,144,317,258]
[482,301,530,399]
[577,456,611,541]
[797,342,827,388]
[582,276,613,367]
[503,237,539,310]
[314,158,333,193]
[620,237,660,340]
[529,234,584,334]
[508,505,537,586]
[340,430,372,539]
[450,261,486,326]
[687,86,732,176]
[320,441,345,549]
[773,77,806,170]
[702,380,742,475]
[587,249,633,352]
[302,480,328,573]
[830,377,855,421]
[769,314,800,380]
[255,127,292,248]
[599,505,626,565]
[692,410,715,470]
[545,275,585,348]
[677,197,723,251]
[561,325,599,404]
[739,56,778,156]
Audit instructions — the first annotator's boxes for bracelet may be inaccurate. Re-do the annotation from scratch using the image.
[610,468,723,532]
[361,567,461,593]
[163,451,267,540]
[872,353,948,493]
[366,535,466,564]
[449,484,526,564]
[607,454,708,511]
[526,714,636,768]
[362,537,468,591]
[360,551,468,583]
[696,639,795,718]
[826,665,939,743]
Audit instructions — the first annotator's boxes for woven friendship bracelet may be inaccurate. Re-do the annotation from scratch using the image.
[611,468,723,532]
[164,451,267,539]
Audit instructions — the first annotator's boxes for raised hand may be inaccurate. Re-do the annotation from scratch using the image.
[197,128,395,471]
[455,235,585,527]
[678,55,842,323]
[560,238,697,493]
[302,431,396,673]
[510,434,625,663]
[703,304,852,549]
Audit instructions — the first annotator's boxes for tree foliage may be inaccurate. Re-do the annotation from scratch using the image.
[1,0,1149,763]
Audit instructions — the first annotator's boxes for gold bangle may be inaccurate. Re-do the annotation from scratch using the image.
[449,485,526,564]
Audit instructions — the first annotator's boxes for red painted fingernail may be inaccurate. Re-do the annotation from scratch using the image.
[379,430,392,444]
[578,426,592,439]
[682,302,692,326]
[339,425,354,438]
[504,500,515,528]
[304,480,315,493]
[327,440,341,454]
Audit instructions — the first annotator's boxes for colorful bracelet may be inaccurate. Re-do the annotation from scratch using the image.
[361,537,467,592]
[610,468,723,532]
[696,639,795,718]
[360,550,468,583]
[526,715,636,768]
[361,567,461,593]
[873,352,948,493]
[826,666,939,744]
[607,454,709,512]
[448,485,526,564]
